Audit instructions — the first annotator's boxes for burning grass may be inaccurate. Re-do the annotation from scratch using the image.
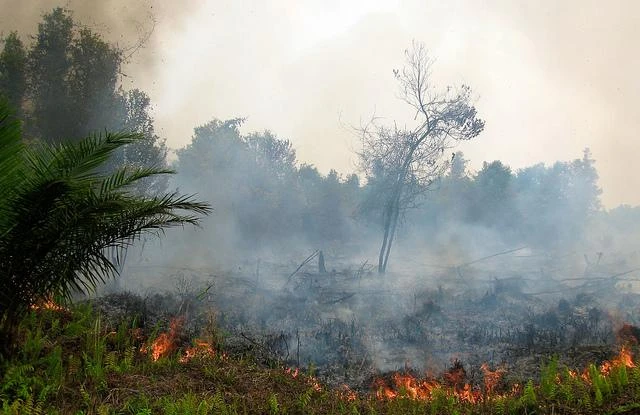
[372,346,637,411]
[5,301,640,414]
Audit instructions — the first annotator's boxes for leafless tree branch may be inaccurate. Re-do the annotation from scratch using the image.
[356,41,484,273]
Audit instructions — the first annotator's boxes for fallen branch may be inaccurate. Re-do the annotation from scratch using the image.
[282,250,319,288]
[458,247,528,268]
[321,293,356,305]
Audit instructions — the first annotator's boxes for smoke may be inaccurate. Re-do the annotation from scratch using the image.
[5,1,640,384]
[0,1,155,43]
[2,1,637,206]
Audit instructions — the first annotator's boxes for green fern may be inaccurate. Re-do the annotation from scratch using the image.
[579,387,592,412]
[161,393,215,415]
[610,365,629,393]
[82,351,105,385]
[1,363,35,401]
[3,395,45,415]
[211,391,231,415]
[44,345,64,385]
[20,325,46,362]
[267,393,279,415]
[298,387,313,411]
[121,346,136,372]
[67,354,80,379]
[79,383,91,408]
[588,364,611,399]
[594,385,604,407]
[493,396,506,415]
[520,380,537,409]
[540,356,558,399]
[104,350,119,373]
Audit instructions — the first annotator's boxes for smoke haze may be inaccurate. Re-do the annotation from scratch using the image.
[5,1,640,387]
[1,0,638,209]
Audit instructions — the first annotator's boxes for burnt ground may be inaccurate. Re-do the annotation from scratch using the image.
[93,248,640,392]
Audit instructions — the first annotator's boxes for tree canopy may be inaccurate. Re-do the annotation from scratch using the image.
[0,8,167,194]
[358,41,484,273]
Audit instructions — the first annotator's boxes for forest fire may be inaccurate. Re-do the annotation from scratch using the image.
[284,367,323,392]
[597,345,635,377]
[284,367,299,378]
[374,362,503,404]
[179,339,216,363]
[141,316,184,361]
[140,316,222,363]
[30,298,66,311]
[373,345,636,404]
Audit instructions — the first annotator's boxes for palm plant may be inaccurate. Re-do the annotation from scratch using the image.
[0,101,210,355]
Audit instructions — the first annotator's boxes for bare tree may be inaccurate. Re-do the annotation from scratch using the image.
[358,41,484,273]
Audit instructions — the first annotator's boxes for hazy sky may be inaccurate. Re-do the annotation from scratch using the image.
[2,0,639,207]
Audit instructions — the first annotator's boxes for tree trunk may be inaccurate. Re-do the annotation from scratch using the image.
[381,199,400,272]
[378,156,411,274]
[318,250,326,273]
[378,184,403,274]
[378,203,393,273]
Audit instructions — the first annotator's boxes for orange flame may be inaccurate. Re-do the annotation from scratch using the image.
[371,362,532,404]
[373,363,506,404]
[375,373,442,401]
[600,344,635,376]
[372,346,636,405]
[141,316,184,361]
[339,384,357,401]
[30,298,66,311]
[481,363,505,395]
[285,367,299,378]
[284,367,323,392]
[179,339,216,363]
[457,383,481,404]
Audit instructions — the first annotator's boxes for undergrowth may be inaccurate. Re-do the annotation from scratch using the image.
[2,303,640,414]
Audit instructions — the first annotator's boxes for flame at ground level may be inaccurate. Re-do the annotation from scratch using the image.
[374,364,501,404]
[140,316,224,363]
[30,298,66,311]
[179,339,216,363]
[139,317,639,405]
[140,316,184,361]
[374,345,636,404]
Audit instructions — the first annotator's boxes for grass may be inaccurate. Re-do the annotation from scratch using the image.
[2,302,640,414]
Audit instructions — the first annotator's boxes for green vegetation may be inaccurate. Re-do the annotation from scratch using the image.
[2,6,640,415]
[2,303,640,414]
[0,101,210,355]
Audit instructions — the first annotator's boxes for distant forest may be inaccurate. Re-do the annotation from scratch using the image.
[2,8,638,266]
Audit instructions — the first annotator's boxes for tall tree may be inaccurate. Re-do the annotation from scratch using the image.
[471,161,515,229]
[357,41,484,273]
[176,119,304,247]
[21,8,167,194]
[27,7,74,141]
[0,32,27,116]
[109,89,169,194]
[67,27,122,139]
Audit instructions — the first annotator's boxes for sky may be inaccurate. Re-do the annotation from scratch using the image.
[2,0,639,208]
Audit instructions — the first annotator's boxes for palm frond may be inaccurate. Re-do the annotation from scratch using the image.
[24,131,141,181]
[99,165,175,196]
[0,112,211,350]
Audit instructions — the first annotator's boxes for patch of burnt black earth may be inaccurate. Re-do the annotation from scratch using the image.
[95,259,640,391]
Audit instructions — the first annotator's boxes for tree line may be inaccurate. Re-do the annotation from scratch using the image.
[0,8,210,356]
[0,8,625,277]
[0,8,167,194]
